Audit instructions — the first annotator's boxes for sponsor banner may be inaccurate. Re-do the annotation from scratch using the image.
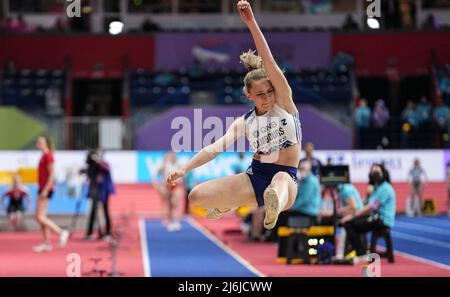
[0,151,136,184]
[137,151,253,183]
[444,150,450,178]
[155,32,331,70]
[0,150,445,184]
[313,150,445,182]
[137,150,445,183]
[104,151,137,184]
[0,183,89,214]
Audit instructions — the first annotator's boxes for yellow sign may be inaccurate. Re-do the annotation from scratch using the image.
[422,199,436,216]
[236,206,251,217]
[278,226,335,237]
[0,168,38,185]
[18,168,38,183]
[0,171,15,184]
[190,206,208,217]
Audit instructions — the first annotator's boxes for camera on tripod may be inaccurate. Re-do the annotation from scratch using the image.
[320,164,351,229]
[319,165,350,187]
[277,165,351,265]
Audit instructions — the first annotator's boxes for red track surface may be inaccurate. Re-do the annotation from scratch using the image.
[1,184,449,277]
[196,216,450,277]
[0,184,153,277]
[0,222,144,277]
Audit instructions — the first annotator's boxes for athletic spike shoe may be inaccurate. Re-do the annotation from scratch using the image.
[33,243,53,253]
[263,187,281,229]
[206,208,231,220]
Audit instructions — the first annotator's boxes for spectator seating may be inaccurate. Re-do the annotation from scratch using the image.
[129,67,352,106]
[1,68,65,108]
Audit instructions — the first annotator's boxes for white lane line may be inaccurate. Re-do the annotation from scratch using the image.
[138,219,151,277]
[392,231,450,249]
[392,249,450,271]
[394,221,450,236]
[397,217,450,227]
[186,217,265,277]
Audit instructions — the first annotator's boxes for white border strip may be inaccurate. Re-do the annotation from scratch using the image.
[392,249,450,272]
[392,231,450,249]
[401,217,450,228]
[186,217,265,277]
[394,221,450,236]
[139,219,152,277]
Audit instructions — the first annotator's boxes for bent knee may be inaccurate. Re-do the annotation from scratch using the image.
[35,214,45,224]
[274,171,291,179]
[272,171,292,182]
[188,187,202,206]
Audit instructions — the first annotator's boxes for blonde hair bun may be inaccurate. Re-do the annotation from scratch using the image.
[239,50,264,71]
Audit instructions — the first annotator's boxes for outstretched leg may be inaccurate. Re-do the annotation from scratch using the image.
[188,173,257,213]
[36,197,63,239]
[263,172,297,229]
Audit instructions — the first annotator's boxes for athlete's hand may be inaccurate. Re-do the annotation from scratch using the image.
[237,0,255,25]
[166,169,186,185]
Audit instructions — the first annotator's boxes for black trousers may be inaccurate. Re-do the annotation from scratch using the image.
[344,216,387,256]
[265,210,317,242]
[86,184,111,237]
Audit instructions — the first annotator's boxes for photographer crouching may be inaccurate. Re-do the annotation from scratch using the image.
[81,147,115,241]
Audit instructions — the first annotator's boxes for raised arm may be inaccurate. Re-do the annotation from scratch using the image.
[237,0,297,114]
[167,117,246,184]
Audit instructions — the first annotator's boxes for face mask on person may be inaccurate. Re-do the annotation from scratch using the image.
[369,172,383,185]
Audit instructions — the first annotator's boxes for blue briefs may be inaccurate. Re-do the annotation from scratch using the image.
[246,159,298,207]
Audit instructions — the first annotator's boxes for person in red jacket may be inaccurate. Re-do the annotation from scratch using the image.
[33,136,69,253]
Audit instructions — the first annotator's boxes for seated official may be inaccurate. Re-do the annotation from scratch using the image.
[319,183,364,224]
[340,163,396,257]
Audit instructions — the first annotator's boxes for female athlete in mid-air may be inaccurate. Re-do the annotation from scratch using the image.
[167,0,302,229]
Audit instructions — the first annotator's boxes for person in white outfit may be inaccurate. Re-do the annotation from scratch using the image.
[407,159,427,217]
[155,152,184,232]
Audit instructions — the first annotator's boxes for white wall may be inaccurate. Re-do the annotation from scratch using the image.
[313,150,445,183]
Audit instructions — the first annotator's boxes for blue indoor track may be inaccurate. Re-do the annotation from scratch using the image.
[378,215,450,267]
[142,219,258,277]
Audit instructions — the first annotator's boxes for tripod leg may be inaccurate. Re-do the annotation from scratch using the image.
[94,185,103,238]
[69,186,84,234]
[69,198,82,233]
